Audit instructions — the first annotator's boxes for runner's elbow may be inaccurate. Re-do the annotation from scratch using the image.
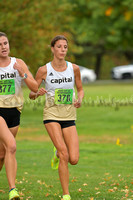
[33,86,38,93]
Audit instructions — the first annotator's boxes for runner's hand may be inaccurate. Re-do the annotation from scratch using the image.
[37,88,47,96]
[13,62,25,77]
[74,99,82,108]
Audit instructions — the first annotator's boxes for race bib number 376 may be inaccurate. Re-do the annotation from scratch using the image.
[0,79,15,95]
[55,89,73,104]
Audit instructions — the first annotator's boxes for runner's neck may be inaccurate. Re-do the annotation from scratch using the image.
[0,56,11,68]
[51,60,67,72]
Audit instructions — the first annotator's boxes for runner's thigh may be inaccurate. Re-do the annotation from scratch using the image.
[44,122,67,151]
[62,126,79,162]
[0,117,16,147]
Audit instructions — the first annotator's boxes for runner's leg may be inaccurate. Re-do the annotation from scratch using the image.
[45,122,70,195]
[0,126,18,172]
[0,116,19,189]
[62,125,79,165]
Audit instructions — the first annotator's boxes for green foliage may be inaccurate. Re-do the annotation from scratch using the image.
[0,0,133,77]
[68,0,133,50]
[66,0,133,76]
[0,0,75,75]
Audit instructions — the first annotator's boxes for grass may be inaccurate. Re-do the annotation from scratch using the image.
[0,142,133,200]
[0,81,133,200]
[19,80,133,143]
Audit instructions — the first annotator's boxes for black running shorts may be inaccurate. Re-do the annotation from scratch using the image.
[43,120,76,129]
[0,108,21,128]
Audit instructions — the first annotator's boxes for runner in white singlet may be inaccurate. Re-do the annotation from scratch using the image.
[29,35,84,200]
[0,32,38,200]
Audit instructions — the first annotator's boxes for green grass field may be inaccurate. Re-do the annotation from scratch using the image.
[0,81,133,200]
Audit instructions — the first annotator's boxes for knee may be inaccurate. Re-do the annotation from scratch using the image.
[6,142,17,154]
[69,155,79,165]
[59,148,69,163]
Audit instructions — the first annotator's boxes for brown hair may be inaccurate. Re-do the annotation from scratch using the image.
[0,32,8,38]
[51,35,68,47]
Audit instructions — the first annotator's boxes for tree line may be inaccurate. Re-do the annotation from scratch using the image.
[0,0,133,78]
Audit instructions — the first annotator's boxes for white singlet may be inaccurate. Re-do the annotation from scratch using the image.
[43,61,76,120]
[0,57,23,111]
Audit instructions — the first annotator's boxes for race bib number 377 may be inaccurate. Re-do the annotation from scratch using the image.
[0,79,15,95]
[55,89,73,104]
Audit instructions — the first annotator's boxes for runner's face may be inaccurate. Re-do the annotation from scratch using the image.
[52,39,68,60]
[0,36,10,58]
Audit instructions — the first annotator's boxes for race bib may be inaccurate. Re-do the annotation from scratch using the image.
[55,89,73,104]
[0,79,15,95]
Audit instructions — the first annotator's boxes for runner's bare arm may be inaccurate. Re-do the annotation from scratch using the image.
[73,64,84,108]
[29,65,47,100]
[14,58,38,93]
